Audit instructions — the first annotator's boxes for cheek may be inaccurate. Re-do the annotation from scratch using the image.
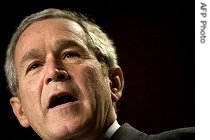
[19,77,42,95]
[79,65,111,109]
[18,78,43,120]
[18,76,43,105]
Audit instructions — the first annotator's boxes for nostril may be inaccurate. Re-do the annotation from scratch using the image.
[47,78,53,83]
[57,73,66,80]
[46,69,69,83]
[54,69,69,81]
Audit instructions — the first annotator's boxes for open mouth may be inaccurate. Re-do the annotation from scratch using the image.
[49,94,77,108]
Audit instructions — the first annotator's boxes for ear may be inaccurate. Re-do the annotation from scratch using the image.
[10,97,30,128]
[109,66,124,102]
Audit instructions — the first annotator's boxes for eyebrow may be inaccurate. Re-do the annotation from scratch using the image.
[54,39,90,58]
[20,39,89,66]
[55,39,88,52]
[20,48,41,66]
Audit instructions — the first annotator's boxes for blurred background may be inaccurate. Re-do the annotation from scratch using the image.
[0,0,194,139]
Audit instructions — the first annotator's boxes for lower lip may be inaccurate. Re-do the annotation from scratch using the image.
[50,101,80,110]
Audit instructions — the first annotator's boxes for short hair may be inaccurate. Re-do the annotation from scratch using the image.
[4,8,119,97]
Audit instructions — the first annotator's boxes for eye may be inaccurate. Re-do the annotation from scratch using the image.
[27,62,43,72]
[62,51,80,59]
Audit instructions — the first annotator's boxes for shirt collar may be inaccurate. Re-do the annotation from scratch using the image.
[102,120,120,140]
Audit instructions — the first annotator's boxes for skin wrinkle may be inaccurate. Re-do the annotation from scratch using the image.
[3,8,195,140]
[5,9,124,140]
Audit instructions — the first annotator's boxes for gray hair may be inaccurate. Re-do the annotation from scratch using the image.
[4,8,118,97]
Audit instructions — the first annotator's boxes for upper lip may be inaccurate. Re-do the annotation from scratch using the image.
[48,91,78,108]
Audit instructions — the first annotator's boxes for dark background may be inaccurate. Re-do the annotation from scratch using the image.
[0,0,194,139]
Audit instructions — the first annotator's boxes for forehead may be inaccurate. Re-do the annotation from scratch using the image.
[17,18,85,45]
[14,18,87,58]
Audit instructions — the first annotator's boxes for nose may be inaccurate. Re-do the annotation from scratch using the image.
[46,68,69,84]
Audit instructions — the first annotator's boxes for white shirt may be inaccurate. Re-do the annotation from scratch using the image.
[101,120,120,140]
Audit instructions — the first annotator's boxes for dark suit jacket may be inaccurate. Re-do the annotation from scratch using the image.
[110,123,195,140]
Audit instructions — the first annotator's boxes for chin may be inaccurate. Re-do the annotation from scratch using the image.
[43,122,84,140]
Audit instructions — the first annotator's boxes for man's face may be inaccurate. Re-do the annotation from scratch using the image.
[11,18,119,140]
